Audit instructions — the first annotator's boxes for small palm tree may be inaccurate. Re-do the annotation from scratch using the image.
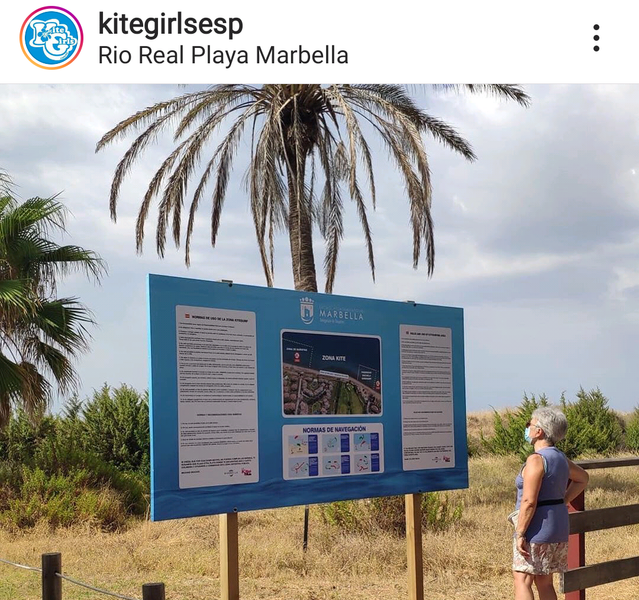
[97,84,529,292]
[0,192,106,426]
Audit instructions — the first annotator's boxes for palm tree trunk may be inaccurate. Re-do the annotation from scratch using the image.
[287,166,318,292]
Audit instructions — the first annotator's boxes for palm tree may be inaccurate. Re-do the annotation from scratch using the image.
[97,84,529,292]
[0,192,106,426]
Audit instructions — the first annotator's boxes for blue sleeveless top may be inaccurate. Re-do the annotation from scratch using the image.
[515,446,570,543]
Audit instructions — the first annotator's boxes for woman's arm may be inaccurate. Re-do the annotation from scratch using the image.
[515,453,544,557]
[565,459,589,505]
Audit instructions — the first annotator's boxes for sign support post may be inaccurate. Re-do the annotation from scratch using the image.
[220,512,240,600]
[405,493,424,600]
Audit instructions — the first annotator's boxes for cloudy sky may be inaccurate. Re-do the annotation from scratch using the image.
[2,84,639,413]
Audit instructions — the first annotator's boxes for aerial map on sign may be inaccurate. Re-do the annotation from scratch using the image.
[281,330,382,416]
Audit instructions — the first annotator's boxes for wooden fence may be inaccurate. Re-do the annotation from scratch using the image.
[562,457,639,600]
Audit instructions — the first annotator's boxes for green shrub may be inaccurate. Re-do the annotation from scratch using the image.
[32,433,147,514]
[481,393,549,460]
[320,492,462,536]
[0,385,149,530]
[320,500,361,530]
[74,488,128,529]
[625,408,639,452]
[0,409,56,467]
[81,384,150,476]
[370,493,463,534]
[479,389,625,460]
[0,466,128,530]
[467,435,483,458]
[558,388,622,458]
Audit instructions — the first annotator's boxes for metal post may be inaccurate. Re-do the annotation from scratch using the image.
[142,582,166,600]
[303,505,310,551]
[42,553,62,600]
[566,490,586,600]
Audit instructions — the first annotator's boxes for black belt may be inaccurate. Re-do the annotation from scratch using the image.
[537,498,564,506]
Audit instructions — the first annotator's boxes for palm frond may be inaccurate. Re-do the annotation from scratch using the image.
[95,90,212,150]
[0,170,12,195]
[432,84,531,107]
[0,196,66,247]
[0,279,32,312]
[28,298,93,355]
[22,336,78,393]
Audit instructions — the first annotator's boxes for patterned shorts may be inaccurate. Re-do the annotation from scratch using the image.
[512,537,569,575]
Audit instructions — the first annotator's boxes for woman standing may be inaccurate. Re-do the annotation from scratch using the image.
[513,407,589,600]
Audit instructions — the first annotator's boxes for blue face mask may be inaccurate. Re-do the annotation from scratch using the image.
[524,426,533,444]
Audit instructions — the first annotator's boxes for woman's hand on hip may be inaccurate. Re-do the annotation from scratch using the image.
[516,534,530,558]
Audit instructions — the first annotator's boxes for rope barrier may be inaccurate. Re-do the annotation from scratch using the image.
[0,556,42,572]
[56,573,141,600]
[0,556,142,600]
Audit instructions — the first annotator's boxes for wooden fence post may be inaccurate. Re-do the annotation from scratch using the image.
[142,582,166,600]
[42,553,62,600]
[566,490,586,600]
[220,512,240,600]
[405,493,424,600]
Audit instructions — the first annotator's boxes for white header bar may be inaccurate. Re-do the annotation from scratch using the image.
[1,1,634,83]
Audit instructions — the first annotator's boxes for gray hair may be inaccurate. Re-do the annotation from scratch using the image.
[532,407,567,445]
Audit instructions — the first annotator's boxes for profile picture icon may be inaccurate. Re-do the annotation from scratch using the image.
[20,6,83,69]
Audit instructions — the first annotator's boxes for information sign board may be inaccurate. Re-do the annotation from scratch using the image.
[148,274,467,520]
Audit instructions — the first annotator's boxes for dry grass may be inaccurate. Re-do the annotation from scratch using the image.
[466,409,502,441]
[1,458,639,599]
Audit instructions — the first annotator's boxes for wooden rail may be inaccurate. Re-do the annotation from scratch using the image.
[569,503,639,534]
[561,457,639,599]
[573,457,639,470]
[563,557,639,592]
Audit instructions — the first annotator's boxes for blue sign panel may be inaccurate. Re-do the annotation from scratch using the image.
[148,274,467,520]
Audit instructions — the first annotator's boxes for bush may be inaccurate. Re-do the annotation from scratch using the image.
[320,492,462,536]
[558,388,622,458]
[81,384,150,476]
[467,435,482,458]
[0,466,129,530]
[625,408,639,452]
[0,409,56,466]
[320,500,361,531]
[479,389,625,460]
[33,432,147,514]
[481,393,549,460]
[0,384,149,530]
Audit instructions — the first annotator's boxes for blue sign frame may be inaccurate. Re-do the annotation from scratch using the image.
[148,274,467,520]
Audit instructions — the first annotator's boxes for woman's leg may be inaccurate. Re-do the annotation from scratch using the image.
[534,574,557,600]
[513,571,535,600]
